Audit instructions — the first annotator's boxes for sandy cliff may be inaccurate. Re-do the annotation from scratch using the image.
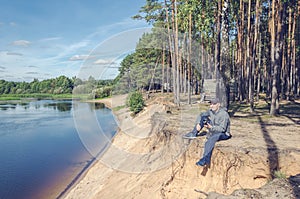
[63,94,300,199]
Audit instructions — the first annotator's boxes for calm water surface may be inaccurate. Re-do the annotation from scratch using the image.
[0,100,118,199]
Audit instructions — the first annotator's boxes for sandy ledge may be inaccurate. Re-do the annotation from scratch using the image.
[60,95,300,199]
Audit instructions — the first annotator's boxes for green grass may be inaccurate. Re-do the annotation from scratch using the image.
[112,105,126,111]
[0,96,21,101]
[0,93,74,101]
[273,170,287,179]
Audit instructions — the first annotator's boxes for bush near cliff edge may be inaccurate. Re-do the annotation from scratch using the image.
[126,91,145,115]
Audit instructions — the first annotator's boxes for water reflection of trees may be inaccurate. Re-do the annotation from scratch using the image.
[0,101,73,112]
[88,102,105,110]
[0,103,18,110]
[0,101,106,112]
[19,102,30,109]
[45,102,72,112]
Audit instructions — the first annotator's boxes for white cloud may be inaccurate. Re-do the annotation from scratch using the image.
[69,54,90,61]
[11,40,31,47]
[68,40,90,51]
[39,37,62,42]
[53,40,90,62]
[94,58,115,65]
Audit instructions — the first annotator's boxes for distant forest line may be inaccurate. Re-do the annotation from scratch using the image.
[0,76,114,100]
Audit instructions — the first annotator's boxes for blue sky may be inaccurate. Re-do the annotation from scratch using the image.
[0,0,150,82]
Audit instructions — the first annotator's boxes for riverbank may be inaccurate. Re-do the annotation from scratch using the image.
[88,94,128,109]
[58,95,127,198]
[61,94,300,199]
[0,93,74,101]
[61,94,170,198]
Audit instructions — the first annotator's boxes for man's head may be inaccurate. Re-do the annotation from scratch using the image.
[209,98,220,112]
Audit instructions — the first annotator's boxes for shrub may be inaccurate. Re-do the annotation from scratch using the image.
[94,86,112,99]
[274,170,287,179]
[126,91,145,114]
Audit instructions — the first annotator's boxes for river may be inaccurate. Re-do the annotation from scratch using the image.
[0,99,118,199]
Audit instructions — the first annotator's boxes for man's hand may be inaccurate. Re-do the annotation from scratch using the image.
[204,123,212,129]
[196,123,201,131]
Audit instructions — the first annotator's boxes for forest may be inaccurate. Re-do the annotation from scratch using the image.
[115,0,300,116]
[1,0,299,116]
[0,76,114,100]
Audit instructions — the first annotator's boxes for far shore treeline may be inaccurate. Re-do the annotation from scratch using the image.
[0,76,114,100]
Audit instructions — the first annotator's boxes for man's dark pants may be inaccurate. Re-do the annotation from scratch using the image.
[201,133,231,165]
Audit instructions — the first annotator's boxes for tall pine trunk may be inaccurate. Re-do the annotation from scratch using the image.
[174,0,180,106]
[237,0,245,101]
[215,0,222,100]
[187,11,192,104]
[247,0,254,112]
[270,0,282,116]
[221,0,230,108]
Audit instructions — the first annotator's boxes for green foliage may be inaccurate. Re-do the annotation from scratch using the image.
[0,76,115,100]
[0,93,74,101]
[126,91,145,114]
[274,170,287,179]
[0,75,74,95]
[115,32,164,94]
[0,95,21,101]
[94,86,113,99]
[132,0,164,25]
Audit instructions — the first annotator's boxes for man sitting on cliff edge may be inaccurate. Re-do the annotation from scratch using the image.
[183,97,232,166]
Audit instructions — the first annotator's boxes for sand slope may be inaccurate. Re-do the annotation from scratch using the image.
[63,94,300,199]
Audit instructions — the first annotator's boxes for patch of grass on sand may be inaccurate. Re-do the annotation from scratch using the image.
[113,105,126,111]
[274,170,287,179]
